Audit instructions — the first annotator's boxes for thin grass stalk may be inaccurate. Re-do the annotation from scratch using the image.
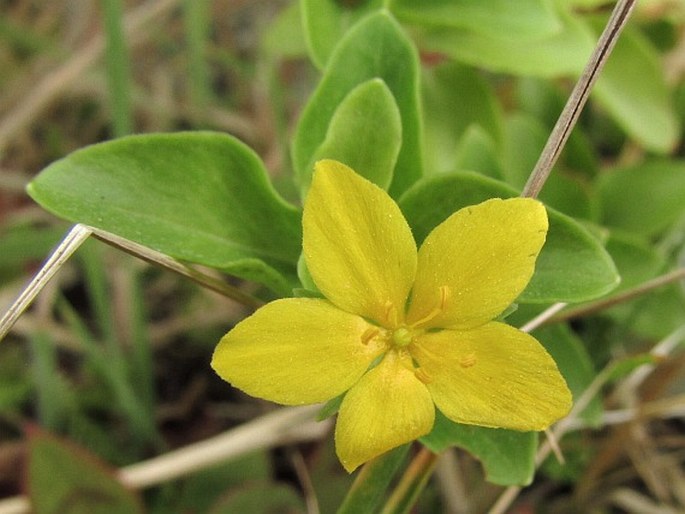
[184,0,212,111]
[102,0,133,136]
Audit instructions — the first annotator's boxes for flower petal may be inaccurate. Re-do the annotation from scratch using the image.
[407,198,548,330]
[212,298,385,405]
[411,322,572,431]
[303,160,417,327]
[335,350,435,472]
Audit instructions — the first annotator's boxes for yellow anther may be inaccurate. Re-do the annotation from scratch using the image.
[439,285,450,310]
[384,301,399,328]
[361,327,380,345]
[414,367,432,384]
[459,352,477,368]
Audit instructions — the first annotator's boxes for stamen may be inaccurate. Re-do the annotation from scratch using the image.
[459,352,477,368]
[410,285,451,328]
[414,367,432,384]
[384,301,399,328]
[360,327,380,345]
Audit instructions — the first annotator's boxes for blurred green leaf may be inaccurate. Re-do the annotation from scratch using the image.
[416,9,594,77]
[178,454,271,513]
[422,62,503,174]
[27,429,144,514]
[390,0,561,40]
[209,483,304,514]
[301,0,383,69]
[453,125,502,179]
[27,132,302,295]
[605,232,665,292]
[292,11,422,196]
[592,24,679,153]
[337,445,410,514]
[503,113,595,220]
[262,1,309,60]
[597,160,685,236]
[307,78,401,192]
[399,172,619,303]
[421,412,537,486]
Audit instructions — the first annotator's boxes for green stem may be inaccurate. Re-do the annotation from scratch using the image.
[379,447,439,514]
[337,445,410,514]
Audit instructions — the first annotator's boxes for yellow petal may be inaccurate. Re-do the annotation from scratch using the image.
[335,350,435,472]
[303,160,417,327]
[411,322,571,431]
[211,298,385,405]
[406,198,548,330]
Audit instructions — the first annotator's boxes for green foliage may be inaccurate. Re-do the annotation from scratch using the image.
[421,412,537,486]
[306,78,402,192]
[27,132,302,295]
[292,11,423,196]
[27,429,144,514]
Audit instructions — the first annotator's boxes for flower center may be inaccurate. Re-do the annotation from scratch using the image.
[391,327,413,348]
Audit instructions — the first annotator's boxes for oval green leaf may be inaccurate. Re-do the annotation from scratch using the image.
[306,78,402,193]
[416,9,594,77]
[292,11,422,197]
[301,0,384,70]
[421,411,537,486]
[399,172,620,303]
[597,159,685,237]
[27,132,302,295]
[390,0,561,41]
[592,24,679,153]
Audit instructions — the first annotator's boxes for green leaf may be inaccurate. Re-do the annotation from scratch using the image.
[301,0,384,69]
[606,231,666,292]
[399,172,620,303]
[27,132,302,295]
[503,113,595,220]
[390,0,561,40]
[532,325,602,426]
[306,78,402,193]
[292,11,422,197]
[597,159,685,237]
[27,429,144,514]
[422,62,503,175]
[261,1,309,60]
[337,446,410,514]
[416,9,594,77]
[208,483,305,514]
[453,125,502,180]
[421,412,537,486]
[592,23,679,153]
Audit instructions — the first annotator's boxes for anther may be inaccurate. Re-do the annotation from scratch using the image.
[439,285,450,310]
[361,327,380,345]
[414,367,432,384]
[459,352,477,368]
[384,301,399,328]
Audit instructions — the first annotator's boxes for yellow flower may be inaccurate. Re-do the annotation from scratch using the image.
[212,160,572,472]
